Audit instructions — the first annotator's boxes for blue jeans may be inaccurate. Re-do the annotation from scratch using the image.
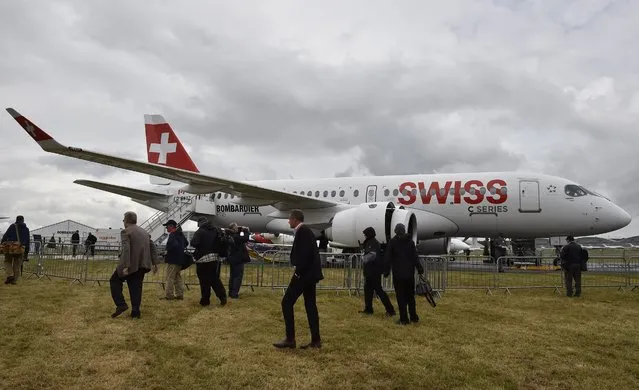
[228,262,245,298]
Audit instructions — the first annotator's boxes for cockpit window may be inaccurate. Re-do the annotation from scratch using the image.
[564,184,599,197]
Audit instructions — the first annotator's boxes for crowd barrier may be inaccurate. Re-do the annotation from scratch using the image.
[7,243,639,295]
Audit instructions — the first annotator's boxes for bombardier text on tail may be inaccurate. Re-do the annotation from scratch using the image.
[7,108,632,255]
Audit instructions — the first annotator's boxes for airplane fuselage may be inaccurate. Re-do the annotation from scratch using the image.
[141,171,630,240]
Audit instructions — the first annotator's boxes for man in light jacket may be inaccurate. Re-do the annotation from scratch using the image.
[110,211,159,319]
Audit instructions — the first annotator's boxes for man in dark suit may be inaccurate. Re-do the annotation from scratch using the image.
[273,209,324,349]
[385,223,424,325]
[560,235,584,297]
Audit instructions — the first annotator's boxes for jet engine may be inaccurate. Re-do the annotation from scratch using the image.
[416,237,451,256]
[325,202,417,247]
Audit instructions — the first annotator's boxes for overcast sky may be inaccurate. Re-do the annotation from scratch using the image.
[1,0,638,238]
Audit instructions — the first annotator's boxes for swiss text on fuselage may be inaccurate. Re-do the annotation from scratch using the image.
[398,179,508,206]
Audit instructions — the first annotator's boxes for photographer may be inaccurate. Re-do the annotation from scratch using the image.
[226,222,251,298]
[190,217,227,306]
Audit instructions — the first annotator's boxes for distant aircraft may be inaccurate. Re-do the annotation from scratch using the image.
[449,238,470,254]
[7,108,632,256]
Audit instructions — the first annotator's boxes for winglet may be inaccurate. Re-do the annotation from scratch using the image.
[5,108,56,144]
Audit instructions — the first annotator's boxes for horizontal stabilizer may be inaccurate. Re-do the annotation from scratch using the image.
[74,180,168,201]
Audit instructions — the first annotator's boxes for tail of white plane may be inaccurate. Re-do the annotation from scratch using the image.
[144,114,199,185]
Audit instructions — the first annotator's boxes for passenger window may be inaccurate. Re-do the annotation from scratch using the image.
[393,189,399,196]
[331,190,336,197]
[323,190,328,197]
[339,190,345,197]
[354,189,360,197]
[224,193,228,199]
[315,191,320,197]
[384,189,390,196]
[217,193,222,199]
[564,184,587,197]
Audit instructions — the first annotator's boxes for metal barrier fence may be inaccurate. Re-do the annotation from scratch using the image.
[7,243,639,294]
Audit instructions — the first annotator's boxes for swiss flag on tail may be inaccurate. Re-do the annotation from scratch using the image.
[144,114,199,173]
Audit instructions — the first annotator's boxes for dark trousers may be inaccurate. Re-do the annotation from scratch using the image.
[196,262,226,304]
[281,276,320,342]
[363,274,395,314]
[72,244,78,257]
[110,269,145,314]
[393,276,418,324]
[228,262,245,298]
[564,263,582,296]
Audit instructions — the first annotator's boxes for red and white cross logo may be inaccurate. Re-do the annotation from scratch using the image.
[149,132,177,164]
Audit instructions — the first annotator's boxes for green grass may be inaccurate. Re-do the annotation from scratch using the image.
[0,279,638,389]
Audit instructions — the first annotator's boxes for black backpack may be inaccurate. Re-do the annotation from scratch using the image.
[580,247,589,271]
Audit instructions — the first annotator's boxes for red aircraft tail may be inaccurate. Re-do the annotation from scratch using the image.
[144,114,199,173]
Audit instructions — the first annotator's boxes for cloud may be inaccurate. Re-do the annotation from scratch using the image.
[1,0,638,238]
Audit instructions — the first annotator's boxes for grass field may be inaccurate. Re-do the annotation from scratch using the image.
[1,278,638,389]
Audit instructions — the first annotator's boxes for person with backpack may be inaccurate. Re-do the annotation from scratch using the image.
[84,233,97,257]
[1,215,30,284]
[359,226,395,317]
[161,220,188,300]
[190,217,227,306]
[560,235,584,297]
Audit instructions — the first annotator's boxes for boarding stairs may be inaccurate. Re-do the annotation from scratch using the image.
[140,195,196,244]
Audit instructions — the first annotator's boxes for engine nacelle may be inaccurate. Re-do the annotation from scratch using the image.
[325,202,417,247]
[416,237,451,256]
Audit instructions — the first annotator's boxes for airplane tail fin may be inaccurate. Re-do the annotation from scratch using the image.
[144,114,199,185]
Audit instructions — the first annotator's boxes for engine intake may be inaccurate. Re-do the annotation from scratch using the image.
[325,202,417,247]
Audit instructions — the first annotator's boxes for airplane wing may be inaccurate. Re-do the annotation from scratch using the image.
[74,179,168,201]
[7,108,339,210]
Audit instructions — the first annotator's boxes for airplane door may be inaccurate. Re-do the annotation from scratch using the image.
[519,180,541,212]
[366,185,377,202]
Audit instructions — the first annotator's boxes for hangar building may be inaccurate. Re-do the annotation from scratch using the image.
[31,220,96,243]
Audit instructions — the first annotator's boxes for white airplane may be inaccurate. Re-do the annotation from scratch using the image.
[448,238,470,254]
[447,237,485,254]
[5,108,632,255]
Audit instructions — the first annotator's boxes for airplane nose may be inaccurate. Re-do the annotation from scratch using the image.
[592,201,632,233]
[618,207,632,227]
[609,204,632,230]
